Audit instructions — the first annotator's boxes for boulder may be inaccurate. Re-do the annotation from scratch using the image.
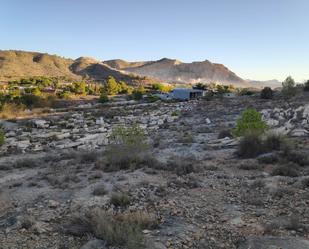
[33,119,49,128]
[290,128,308,137]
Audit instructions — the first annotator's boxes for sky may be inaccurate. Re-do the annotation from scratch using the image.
[1,0,309,82]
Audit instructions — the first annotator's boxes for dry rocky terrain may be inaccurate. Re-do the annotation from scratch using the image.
[0,92,309,249]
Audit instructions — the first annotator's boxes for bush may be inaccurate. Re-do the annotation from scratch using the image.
[133,86,146,100]
[110,125,147,147]
[234,108,268,136]
[261,87,273,99]
[99,92,109,103]
[263,133,285,151]
[101,125,150,171]
[239,88,255,96]
[91,210,158,249]
[152,83,173,93]
[110,193,131,208]
[104,76,121,95]
[282,76,296,99]
[282,150,309,166]
[14,158,38,168]
[238,133,286,159]
[0,103,25,119]
[93,185,108,196]
[20,94,41,108]
[237,132,264,158]
[271,163,299,177]
[304,80,309,91]
[58,91,72,100]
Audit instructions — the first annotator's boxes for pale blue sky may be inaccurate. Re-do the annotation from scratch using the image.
[1,0,308,81]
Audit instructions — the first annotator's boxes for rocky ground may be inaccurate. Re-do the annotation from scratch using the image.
[0,92,309,249]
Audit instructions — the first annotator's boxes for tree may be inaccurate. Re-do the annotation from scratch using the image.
[233,108,268,136]
[260,87,273,99]
[131,86,145,100]
[99,92,109,103]
[104,76,120,95]
[31,87,42,96]
[193,83,208,90]
[282,76,296,100]
[119,81,133,94]
[73,81,86,95]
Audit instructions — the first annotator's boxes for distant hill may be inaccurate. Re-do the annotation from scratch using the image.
[248,79,282,88]
[0,50,151,84]
[105,58,248,86]
[0,50,281,88]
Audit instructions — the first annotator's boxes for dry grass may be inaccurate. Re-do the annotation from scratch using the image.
[0,191,12,214]
[92,210,155,249]
[93,185,108,196]
[64,210,158,249]
[110,192,131,208]
[0,103,25,119]
[271,163,299,177]
[14,158,38,168]
[237,133,287,159]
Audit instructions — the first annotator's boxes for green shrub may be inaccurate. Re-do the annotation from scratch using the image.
[234,108,268,136]
[261,87,273,99]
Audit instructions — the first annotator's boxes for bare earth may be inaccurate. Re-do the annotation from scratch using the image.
[0,93,309,249]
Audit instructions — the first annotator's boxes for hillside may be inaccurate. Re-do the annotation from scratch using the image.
[1,50,255,87]
[105,58,248,86]
[0,50,147,84]
[104,59,152,70]
[0,50,78,80]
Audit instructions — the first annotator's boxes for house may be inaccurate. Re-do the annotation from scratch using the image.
[171,88,205,100]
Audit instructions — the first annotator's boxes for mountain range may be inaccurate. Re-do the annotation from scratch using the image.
[0,50,279,88]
